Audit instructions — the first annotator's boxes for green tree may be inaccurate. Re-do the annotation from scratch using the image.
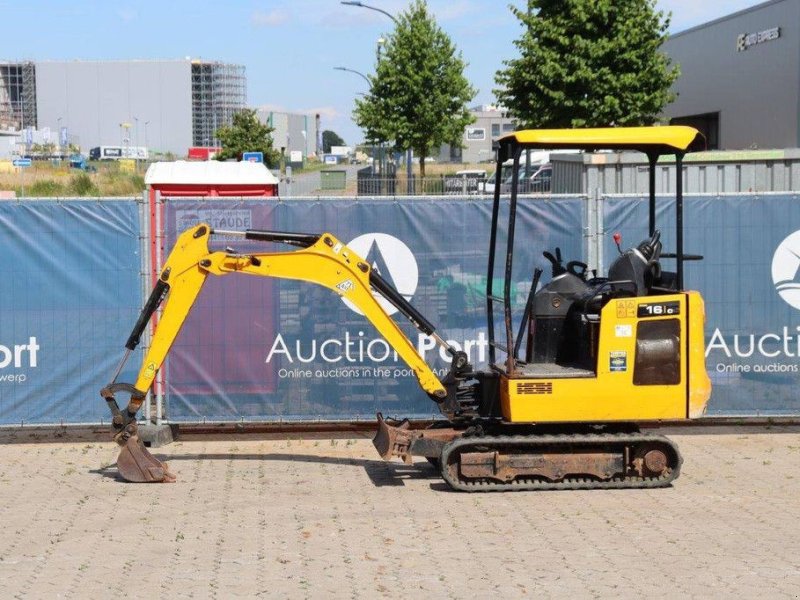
[354,0,476,177]
[215,109,281,165]
[322,130,346,154]
[494,0,678,128]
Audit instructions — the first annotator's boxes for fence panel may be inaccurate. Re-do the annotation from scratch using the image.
[162,196,586,422]
[604,193,800,415]
[0,199,142,425]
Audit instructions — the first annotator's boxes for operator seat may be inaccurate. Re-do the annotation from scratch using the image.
[607,230,663,296]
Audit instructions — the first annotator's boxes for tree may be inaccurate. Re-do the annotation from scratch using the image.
[322,130,346,154]
[215,109,281,165]
[354,0,476,177]
[494,0,679,128]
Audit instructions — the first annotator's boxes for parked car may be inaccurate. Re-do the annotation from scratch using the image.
[480,161,552,194]
[444,169,488,194]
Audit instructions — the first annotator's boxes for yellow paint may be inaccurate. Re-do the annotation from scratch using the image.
[501,293,711,423]
[500,126,702,153]
[133,224,446,399]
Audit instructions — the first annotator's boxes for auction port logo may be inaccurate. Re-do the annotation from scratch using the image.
[772,229,800,310]
[342,233,418,316]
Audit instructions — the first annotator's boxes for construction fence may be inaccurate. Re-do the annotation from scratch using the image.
[1,192,799,425]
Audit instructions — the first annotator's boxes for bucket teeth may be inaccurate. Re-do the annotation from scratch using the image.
[115,425,175,483]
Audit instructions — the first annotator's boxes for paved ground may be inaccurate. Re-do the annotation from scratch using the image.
[1,427,800,599]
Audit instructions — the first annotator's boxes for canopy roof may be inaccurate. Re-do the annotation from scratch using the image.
[498,126,704,158]
[145,160,279,186]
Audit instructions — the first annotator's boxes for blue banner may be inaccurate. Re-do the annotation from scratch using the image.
[0,200,142,424]
[604,194,800,415]
[163,198,585,421]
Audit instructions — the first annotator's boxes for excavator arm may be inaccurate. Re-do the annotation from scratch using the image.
[101,223,468,482]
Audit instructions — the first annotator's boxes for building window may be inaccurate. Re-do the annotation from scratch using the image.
[466,127,485,141]
[502,123,516,133]
[491,123,500,137]
[669,112,719,150]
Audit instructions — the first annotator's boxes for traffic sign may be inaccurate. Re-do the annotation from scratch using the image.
[12,158,32,168]
[242,152,263,163]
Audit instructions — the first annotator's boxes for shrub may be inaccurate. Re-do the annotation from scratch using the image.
[69,173,99,196]
[26,179,66,197]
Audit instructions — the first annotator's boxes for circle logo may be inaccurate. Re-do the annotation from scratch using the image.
[772,230,800,310]
[342,233,418,316]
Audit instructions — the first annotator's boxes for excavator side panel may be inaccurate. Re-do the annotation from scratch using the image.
[500,293,704,423]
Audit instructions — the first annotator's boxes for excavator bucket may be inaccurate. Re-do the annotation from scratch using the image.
[115,427,176,483]
[373,413,414,464]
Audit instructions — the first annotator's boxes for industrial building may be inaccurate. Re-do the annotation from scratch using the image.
[256,108,321,162]
[662,0,800,149]
[437,105,516,163]
[0,59,246,156]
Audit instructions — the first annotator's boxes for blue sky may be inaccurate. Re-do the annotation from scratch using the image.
[2,0,763,145]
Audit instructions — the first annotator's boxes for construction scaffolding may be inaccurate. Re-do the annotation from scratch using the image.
[0,61,37,131]
[191,61,246,147]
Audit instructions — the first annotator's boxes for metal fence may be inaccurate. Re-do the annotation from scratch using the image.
[3,191,800,425]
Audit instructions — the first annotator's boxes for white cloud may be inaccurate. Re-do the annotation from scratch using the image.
[251,8,290,28]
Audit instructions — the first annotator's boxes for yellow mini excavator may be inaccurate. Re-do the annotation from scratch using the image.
[102,126,711,491]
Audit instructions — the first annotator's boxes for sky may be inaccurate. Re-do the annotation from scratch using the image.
[1,0,765,145]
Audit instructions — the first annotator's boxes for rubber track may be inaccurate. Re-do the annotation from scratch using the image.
[439,432,683,492]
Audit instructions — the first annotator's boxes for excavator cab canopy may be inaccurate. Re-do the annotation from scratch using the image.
[487,126,706,369]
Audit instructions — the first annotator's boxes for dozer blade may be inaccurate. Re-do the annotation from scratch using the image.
[116,433,176,483]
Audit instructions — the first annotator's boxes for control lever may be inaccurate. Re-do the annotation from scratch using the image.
[543,247,566,277]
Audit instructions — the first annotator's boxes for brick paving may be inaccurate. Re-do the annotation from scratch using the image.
[1,428,799,598]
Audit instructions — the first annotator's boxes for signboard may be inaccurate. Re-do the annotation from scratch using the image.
[466,128,485,141]
[0,200,142,425]
[289,150,303,163]
[737,27,780,52]
[12,158,32,168]
[188,147,221,160]
[243,152,264,163]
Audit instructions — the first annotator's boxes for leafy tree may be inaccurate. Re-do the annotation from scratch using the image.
[215,109,281,165]
[322,130,346,153]
[354,0,476,177]
[494,0,678,128]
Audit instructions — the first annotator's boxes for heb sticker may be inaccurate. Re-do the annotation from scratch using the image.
[609,351,627,372]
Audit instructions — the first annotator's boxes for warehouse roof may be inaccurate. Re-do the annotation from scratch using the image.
[145,160,279,185]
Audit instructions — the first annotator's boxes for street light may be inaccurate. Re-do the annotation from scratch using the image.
[340,1,398,24]
[144,121,150,159]
[341,0,412,190]
[333,66,380,175]
[333,66,370,86]
[133,116,139,167]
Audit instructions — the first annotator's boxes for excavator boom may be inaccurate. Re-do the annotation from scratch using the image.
[102,223,466,482]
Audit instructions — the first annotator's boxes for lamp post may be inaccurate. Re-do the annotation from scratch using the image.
[333,66,379,174]
[57,116,63,161]
[341,0,412,191]
[333,66,370,86]
[340,1,398,24]
[133,116,139,171]
[144,121,150,160]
